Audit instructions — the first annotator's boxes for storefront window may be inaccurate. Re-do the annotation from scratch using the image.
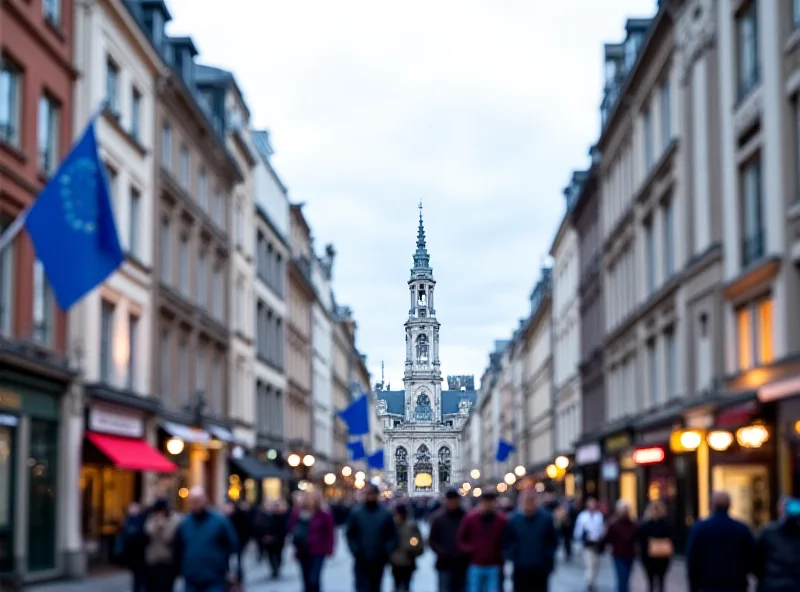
[28,420,58,572]
[712,464,770,530]
[0,426,14,573]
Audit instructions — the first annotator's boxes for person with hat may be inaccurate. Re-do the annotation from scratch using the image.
[429,488,469,592]
[456,490,507,592]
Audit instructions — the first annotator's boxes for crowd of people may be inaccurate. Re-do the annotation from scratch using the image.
[112,482,800,592]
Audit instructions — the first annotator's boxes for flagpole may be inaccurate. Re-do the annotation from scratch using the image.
[0,100,108,256]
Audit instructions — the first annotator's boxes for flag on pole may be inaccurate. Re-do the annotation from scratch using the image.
[367,449,384,470]
[337,394,370,436]
[495,439,515,462]
[347,440,366,460]
[25,121,123,310]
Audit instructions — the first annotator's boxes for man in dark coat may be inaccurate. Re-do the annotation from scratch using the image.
[346,483,399,592]
[504,488,559,592]
[685,491,755,592]
[428,488,469,592]
[754,498,800,591]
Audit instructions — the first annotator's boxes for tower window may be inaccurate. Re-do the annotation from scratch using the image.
[415,393,432,421]
[416,334,429,362]
[418,290,426,305]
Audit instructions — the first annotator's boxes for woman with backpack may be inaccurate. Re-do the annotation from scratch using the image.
[288,490,336,592]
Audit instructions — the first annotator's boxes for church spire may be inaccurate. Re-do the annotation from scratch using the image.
[412,201,432,275]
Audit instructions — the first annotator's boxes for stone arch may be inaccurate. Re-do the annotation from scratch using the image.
[438,446,452,489]
[415,334,429,362]
[395,446,408,492]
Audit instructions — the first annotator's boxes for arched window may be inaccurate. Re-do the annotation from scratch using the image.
[438,447,451,488]
[413,445,433,492]
[395,447,408,492]
[415,393,432,422]
[415,334,429,362]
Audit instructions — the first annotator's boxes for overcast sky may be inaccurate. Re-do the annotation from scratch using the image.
[166,0,655,390]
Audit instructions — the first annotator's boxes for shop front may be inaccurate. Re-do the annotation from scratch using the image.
[158,421,213,511]
[601,431,634,514]
[574,442,602,501]
[229,452,291,505]
[80,402,176,568]
[0,362,73,582]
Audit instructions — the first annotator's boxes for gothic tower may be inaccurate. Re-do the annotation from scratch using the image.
[404,203,442,424]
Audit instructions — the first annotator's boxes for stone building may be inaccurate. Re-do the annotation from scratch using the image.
[377,209,476,496]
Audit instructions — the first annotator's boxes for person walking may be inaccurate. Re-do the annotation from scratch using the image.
[638,500,673,592]
[753,497,800,591]
[116,502,148,592]
[143,497,180,592]
[685,491,755,592]
[503,488,559,592]
[389,504,425,591]
[288,490,336,592]
[174,487,239,592]
[456,490,508,592]
[603,500,638,592]
[346,483,399,592]
[429,488,469,592]
[572,497,605,592]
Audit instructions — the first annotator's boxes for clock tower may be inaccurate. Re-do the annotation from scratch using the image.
[403,202,442,424]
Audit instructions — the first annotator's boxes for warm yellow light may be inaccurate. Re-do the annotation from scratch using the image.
[342,466,353,477]
[497,482,508,493]
[355,480,365,489]
[736,424,769,448]
[546,464,558,479]
[504,472,516,485]
[178,487,189,499]
[324,473,336,485]
[287,453,301,467]
[409,537,419,546]
[795,420,800,435]
[679,430,702,451]
[166,437,185,455]
[414,473,432,488]
[303,454,316,467]
[470,469,480,480]
[355,471,366,481]
[514,465,526,477]
[555,456,569,470]
[707,430,734,451]
[462,482,471,492]
[472,487,482,497]
[457,487,465,496]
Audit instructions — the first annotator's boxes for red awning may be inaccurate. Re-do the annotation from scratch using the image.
[86,432,177,473]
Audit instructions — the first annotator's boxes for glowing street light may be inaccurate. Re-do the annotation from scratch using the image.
[470,469,480,480]
[287,453,301,467]
[303,454,316,467]
[324,473,336,485]
[514,465,526,477]
[342,466,353,477]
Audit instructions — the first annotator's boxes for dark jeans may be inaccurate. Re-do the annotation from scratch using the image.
[561,533,573,560]
[646,571,666,592]
[392,565,414,591]
[145,563,175,592]
[299,554,325,592]
[354,561,385,592]
[438,568,467,592]
[264,544,284,577]
[512,568,549,592]
[613,557,634,592]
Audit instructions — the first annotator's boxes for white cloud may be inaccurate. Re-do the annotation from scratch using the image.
[165,0,656,387]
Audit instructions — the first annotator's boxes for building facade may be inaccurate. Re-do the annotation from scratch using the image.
[377,210,475,496]
[252,130,288,464]
[311,247,334,464]
[331,313,352,464]
[551,174,583,463]
[286,204,313,450]
[0,0,75,580]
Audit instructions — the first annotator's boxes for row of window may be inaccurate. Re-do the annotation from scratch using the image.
[255,231,285,297]
[255,300,284,369]
[0,57,62,176]
[159,217,225,320]
[642,78,672,173]
[158,328,225,416]
[643,199,675,295]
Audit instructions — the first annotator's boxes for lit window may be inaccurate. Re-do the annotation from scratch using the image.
[736,297,773,371]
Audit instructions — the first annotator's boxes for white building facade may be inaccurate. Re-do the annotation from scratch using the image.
[68,0,164,575]
[311,250,335,464]
[377,211,476,496]
[551,177,583,457]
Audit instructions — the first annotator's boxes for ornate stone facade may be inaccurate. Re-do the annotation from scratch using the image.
[377,207,475,497]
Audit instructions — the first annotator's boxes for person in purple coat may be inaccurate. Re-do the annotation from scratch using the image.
[288,491,336,592]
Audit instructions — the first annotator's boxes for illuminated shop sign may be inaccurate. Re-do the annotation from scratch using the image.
[632,447,665,465]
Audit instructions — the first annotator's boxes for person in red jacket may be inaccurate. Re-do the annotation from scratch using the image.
[456,490,508,592]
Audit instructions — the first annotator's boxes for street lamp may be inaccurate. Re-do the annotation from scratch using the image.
[504,473,516,485]
[287,453,301,467]
[355,471,366,481]
[324,473,336,485]
[166,437,184,455]
[470,469,480,480]
[554,456,570,470]
[514,465,526,477]
[303,454,316,467]
[342,466,353,477]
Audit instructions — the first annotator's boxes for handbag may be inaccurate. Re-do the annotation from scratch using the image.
[648,537,674,558]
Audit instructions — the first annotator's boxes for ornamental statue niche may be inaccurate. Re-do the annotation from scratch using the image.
[415,334,429,362]
[415,392,432,422]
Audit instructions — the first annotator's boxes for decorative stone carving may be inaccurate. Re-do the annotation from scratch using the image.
[675,0,716,82]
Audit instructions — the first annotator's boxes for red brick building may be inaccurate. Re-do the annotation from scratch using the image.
[0,0,77,580]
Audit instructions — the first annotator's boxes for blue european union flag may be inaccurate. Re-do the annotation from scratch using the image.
[347,440,366,460]
[367,449,385,470]
[338,394,370,436]
[25,122,123,310]
[495,439,515,462]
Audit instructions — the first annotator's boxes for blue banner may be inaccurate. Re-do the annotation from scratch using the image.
[495,439,515,462]
[338,394,370,436]
[367,449,384,470]
[347,440,366,460]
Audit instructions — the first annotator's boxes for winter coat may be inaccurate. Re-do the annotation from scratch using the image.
[389,520,425,568]
[755,518,800,592]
